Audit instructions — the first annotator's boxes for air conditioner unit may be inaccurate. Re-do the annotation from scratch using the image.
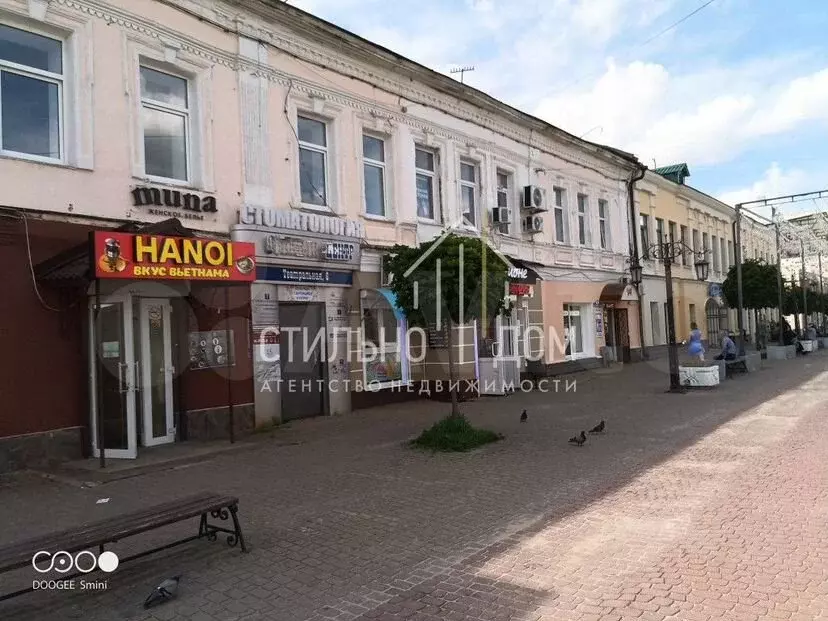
[523,214,543,234]
[491,206,511,224]
[522,185,547,212]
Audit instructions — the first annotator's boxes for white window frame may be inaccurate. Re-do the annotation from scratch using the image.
[576,193,590,246]
[563,303,595,361]
[679,225,688,265]
[0,21,65,164]
[495,167,514,235]
[641,214,651,259]
[296,113,330,209]
[459,159,480,229]
[139,64,192,185]
[361,132,388,219]
[597,199,609,250]
[553,186,568,243]
[415,145,439,222]
[711,235,720,272]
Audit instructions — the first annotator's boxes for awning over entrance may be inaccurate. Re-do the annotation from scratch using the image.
[35,218,193,288]
[599,282,638,303]
[376,287,405,321]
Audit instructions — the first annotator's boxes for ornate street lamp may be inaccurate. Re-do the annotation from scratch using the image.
[634,239,710,393]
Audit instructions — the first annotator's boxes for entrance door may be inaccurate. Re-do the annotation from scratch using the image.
[89,300,137,459]
[614,308,631,362]
[139,299,175,446]
[279,303,325,420]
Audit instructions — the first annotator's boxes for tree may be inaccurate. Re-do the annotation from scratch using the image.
[722,259,780,346]
[385,233,509,417]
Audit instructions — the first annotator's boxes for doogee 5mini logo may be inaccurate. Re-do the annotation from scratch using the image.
[31,550,118,593]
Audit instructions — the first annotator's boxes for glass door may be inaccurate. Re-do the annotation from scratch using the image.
[139,299,175,446]
[89,300,137,459]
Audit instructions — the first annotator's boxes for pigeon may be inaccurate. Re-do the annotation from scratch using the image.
[520,409,528,423]
[589,420,605,434]
[568,431,586,446]
[143,576,181,609]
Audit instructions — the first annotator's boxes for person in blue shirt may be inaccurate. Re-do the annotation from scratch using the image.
[683,322,705,361]
[715,331,738,361]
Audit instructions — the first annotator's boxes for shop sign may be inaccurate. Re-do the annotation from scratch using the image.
[595,316,604,337]
[508,266,528,280]
[293,288,314,301]
[93,232,256,282]
[262,235,359,265]
[131,186,217,221]
[509,283,531,296]
[708,282,723,298]
[257,265,353,286]
[506,260,539,284]
[239,205,364,239]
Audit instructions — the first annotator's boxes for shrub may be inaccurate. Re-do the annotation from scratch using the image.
[411,415,501,452]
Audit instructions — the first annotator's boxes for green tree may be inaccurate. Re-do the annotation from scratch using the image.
[385,233,509,417]
[722,259,780,346]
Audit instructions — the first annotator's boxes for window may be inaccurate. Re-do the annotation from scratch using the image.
[598,199,609,249]
[721,238,728,270]
[711,235,719,272]
[577,194,589,245]
[140,66,192,182]
[553,187,567,243]
[689,303,697,327]
[650,301,661,345]
[362,135,386,216]
[640,214,650,259]
[656,218,665,245]
[362,291,405,387]
[679,225,688,265]
[668,221,677,245]
[460,161,479,227]
[496,170,512,233]
[563,304,584,358]
[0,24,63,161]
[692,229,700,257]
[297,115,328,206]
[727,240,733,267]
[415,147,437,220]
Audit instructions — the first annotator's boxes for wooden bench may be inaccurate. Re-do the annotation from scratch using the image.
[725,356,748,377]
[0,492,247,601]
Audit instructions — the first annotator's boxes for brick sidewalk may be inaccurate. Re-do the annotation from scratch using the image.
[1,354,827,621]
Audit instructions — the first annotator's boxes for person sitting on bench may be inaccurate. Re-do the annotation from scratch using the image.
[715,331,738,361]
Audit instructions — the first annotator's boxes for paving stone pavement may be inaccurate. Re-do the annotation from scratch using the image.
[1,353,827,621]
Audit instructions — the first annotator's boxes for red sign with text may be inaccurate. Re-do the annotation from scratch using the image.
[93,232,256,282]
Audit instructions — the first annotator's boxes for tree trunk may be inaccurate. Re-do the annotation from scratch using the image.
[754,309,760,350]
[445,320,460,417]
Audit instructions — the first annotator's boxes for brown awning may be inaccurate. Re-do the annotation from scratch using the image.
[35,218,193,287]
[599,282,637,303]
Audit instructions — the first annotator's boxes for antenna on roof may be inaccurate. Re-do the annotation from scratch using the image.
[652,158,657,169]
[450,66,475,84]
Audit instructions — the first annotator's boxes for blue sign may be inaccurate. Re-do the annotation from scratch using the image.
[257,266,353,285]
[708,283,722,298]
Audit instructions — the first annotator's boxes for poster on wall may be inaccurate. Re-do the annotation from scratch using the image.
[252,327,280,386]
[189,330,235,369]
[365,354,403,384]
[595,316,604,337]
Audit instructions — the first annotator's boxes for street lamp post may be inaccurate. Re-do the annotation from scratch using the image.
[630,237,709,393]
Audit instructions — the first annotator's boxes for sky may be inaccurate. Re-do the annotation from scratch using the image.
[290,0,828,220]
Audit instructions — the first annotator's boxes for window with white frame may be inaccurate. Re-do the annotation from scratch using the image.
[680,225,688,265]
[361,290,405,387]
[460,161,479,227]
[598,199,609,249]
[641,214,651,259]
[721,238,728,270]
[496,170,512,233]
[362,134,386,217]
[553,187,567,243]
[563,304,584,358]
[415,147,437,220]
[297,115,328,206]
[712,235,720,272]
[577,194,589,246]
[140,66,190,182]
[692,229,700,256]
[0,23,63,161]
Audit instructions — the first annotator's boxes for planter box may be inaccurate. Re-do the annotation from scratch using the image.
[679,365,720,387]
[767,345,795,360]
[744,351,762,372]
[819,337,828,349]
[801,340,815,353]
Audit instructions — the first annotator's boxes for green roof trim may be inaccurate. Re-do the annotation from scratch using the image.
[653,163,691,184]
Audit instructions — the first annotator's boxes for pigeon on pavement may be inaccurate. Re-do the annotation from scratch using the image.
[520,409,528,423]
[568,431,586,446]
[589,420,605,434]
[143,576,181,609]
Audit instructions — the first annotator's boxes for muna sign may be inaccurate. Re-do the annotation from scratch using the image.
[239,205,364,239]
[131,186,217,221]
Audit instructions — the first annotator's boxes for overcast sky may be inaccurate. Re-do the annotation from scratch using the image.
[291,0,828,219]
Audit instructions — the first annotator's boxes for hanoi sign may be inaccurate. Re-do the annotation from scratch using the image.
[93,232,256,282]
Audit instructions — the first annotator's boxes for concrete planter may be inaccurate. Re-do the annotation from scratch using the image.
[744,351,762,372]
[819,337,828,349]
[767,345,796,360]
[679,365,720,387]
[801,340,815,353]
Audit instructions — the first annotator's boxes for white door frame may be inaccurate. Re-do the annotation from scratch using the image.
[88,294,138,460]
[139,298,176,446]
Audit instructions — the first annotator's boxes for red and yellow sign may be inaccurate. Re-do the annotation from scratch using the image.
[93,232,256,282]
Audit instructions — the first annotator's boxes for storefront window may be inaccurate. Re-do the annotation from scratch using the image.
[361,290,405,387]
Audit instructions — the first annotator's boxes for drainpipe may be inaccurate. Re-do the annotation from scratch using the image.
[628,164,648,360]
